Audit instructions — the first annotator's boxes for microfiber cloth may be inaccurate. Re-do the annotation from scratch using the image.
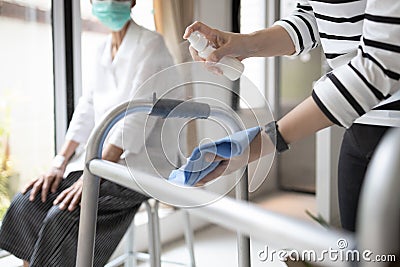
[169,126,261,186]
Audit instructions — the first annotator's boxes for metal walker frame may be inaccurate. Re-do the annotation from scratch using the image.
[76,98,251,267]
[76,97,400,267]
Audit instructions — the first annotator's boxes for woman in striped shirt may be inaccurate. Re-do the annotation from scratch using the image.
[184,0,400,232]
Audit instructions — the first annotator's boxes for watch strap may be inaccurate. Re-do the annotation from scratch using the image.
[264,121,289,153]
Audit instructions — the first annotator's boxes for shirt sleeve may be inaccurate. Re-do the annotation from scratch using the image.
[312,0,400,128]
[273,0,320,55]
[64,86,95,144]
[107,34,176,154]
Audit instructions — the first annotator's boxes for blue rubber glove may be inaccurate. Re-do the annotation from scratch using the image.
[169,126,261,186]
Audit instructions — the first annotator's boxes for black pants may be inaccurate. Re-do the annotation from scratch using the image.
[338,123,389,232]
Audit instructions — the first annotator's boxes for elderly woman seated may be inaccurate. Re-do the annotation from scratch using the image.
[0,1,179,266]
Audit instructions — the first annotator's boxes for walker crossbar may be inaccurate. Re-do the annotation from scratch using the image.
[76,98,250,267]
[87,158,356,267]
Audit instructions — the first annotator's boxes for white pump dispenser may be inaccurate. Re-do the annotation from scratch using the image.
[188,31,244,81]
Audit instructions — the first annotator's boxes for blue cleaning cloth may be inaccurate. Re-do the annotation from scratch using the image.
[169,126,261,186]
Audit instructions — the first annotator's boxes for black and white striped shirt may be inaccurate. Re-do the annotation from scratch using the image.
[274,0,400,128]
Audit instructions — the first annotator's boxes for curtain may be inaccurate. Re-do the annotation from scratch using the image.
[153,0,194,64]
[154,0,197,154]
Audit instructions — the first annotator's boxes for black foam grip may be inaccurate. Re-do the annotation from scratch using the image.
[149,99,210,119]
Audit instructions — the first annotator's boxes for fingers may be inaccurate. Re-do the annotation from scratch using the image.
[183,21,214,40]
[200,163,229,184]
[29,177,44,201]
[54,187,76,211]
[51,173,63,193]
[205,62,223,76]
[54,179,82,212]
[204,153,227,162]
[189,46,204,62]
[237,55,246,61]
[185,21,244,66]
[41,170,61,202]
[21,179,37,194]
[190,46,223,75]
[185,21,237,67]
[41,175,51,203]
[25,171,61,202]
[53,187,72,210]
[68,185,82,211]
[207,45,232,63]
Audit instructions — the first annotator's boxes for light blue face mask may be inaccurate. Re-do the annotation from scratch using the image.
[92,1,132,31]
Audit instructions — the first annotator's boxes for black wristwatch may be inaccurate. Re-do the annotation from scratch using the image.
[264,121,289,153]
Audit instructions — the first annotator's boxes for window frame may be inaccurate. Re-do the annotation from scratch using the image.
[52,0,82,152]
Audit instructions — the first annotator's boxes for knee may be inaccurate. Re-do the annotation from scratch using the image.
[42,206,78,231]
[7,192,32,214]
[42,206,64,226]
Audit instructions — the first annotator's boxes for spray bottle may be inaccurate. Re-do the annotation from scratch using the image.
[188,31,244,81]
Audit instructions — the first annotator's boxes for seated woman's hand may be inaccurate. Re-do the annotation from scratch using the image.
[22,166,65,203]
[53,176,83,212]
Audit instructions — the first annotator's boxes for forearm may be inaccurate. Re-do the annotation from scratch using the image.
[57,140,80,167]
[250,97,333,161]
[278,96,333,144]
[245,25,295,58]
[102,144,123,162]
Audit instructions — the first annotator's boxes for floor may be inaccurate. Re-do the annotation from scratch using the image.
[0,192,317,267]
[137,192,317,267]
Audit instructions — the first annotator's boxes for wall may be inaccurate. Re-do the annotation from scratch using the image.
[194,0,232,31]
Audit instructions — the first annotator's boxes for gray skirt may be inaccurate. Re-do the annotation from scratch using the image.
[0,171,148,267]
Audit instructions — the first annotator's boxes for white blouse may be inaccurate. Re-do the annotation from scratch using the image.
[64,20,181,177]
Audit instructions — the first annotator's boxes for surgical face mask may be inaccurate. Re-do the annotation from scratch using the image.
[92,0,132,31]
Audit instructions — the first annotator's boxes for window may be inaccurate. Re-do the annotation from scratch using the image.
[0,0,54,217]
[279,0,322,193]
[240,0,266,108]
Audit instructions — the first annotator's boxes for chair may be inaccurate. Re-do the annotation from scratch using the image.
[105,199,196,267]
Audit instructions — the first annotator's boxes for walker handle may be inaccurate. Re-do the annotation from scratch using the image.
[149,98,210,119]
